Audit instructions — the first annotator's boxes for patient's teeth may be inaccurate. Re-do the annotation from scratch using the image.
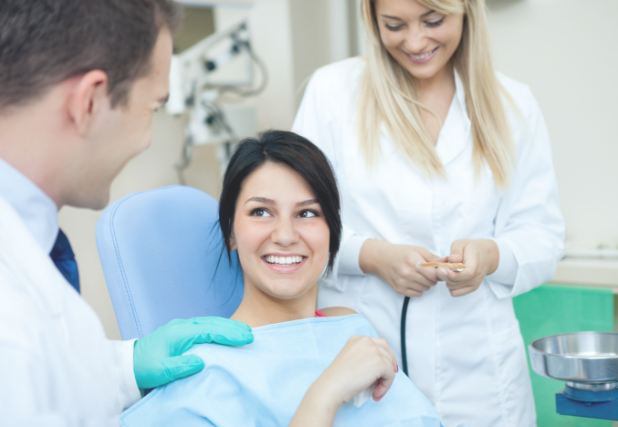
[265,255,303,265]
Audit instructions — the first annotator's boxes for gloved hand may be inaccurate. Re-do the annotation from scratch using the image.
[133,316,253,390]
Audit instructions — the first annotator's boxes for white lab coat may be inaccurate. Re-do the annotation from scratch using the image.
[0,198,139,426]
[293,57,564,427]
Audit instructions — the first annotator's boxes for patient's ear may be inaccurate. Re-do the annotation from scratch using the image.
[229,232,237,250]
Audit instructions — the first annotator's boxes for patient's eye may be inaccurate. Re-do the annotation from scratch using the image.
[250,207,272,217]
[299,209,320,219]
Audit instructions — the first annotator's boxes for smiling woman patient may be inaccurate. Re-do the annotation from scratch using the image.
[120,130,443,427]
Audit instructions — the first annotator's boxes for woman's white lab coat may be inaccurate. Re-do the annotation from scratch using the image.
[293,57,564,427]
[0,198,139,425]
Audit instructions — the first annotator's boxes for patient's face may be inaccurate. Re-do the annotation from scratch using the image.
[232,161,330,303]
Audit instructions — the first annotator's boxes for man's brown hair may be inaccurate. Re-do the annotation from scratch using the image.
[0,0,181,111]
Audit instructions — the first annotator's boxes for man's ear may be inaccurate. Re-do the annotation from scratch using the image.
[67,70,109,136]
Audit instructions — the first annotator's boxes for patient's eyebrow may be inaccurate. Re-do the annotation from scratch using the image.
[243,197,319,207]
[297,198,319,207]
[244,197,274,205]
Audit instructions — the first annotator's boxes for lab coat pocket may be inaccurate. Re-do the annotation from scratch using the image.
[492,325,536,427]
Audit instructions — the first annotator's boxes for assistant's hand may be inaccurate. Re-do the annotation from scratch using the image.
[133,317,253,390]
[436,239,499,297]
[360,239,441,297]
[290,336,398,426]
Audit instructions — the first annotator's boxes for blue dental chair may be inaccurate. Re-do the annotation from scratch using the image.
[96,185,243,340]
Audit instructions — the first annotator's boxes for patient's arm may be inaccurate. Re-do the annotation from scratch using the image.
[289,336,398,427]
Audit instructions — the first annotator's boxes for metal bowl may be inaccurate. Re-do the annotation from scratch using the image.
[529,332,618,387]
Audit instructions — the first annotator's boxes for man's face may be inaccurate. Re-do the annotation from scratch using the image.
[69,27,173,209]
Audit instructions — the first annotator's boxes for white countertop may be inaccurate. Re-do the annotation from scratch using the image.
[551,258,618,291]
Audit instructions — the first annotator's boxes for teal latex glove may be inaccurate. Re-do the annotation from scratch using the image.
[133,316,253,390]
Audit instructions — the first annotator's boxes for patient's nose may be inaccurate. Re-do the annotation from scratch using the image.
[271,217,299,246]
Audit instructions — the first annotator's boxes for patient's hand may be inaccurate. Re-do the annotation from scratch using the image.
[290,336,398,426]
[322,336,398,403]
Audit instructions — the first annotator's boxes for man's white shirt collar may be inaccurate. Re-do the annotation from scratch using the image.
[0,158,59,253]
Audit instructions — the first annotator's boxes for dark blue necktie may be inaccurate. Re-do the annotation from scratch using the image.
[50,228,80,293]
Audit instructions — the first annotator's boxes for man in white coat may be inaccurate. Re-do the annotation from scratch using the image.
[0,1,253,425]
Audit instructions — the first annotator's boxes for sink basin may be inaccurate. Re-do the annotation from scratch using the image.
[529,332,618,386]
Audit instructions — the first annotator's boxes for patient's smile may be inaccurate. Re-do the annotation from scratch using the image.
[262,254,307,275]
[264,255,304,265]
[264,255,305,265]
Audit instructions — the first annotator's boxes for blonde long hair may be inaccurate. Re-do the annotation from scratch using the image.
[359,0,513,186]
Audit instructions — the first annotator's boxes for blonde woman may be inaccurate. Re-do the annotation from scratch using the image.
[293,0,564,425]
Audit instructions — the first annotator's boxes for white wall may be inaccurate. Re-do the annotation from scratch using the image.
[486,0,618,251]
